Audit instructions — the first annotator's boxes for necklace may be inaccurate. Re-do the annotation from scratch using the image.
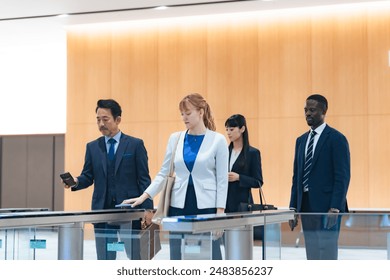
[186,133,204,144]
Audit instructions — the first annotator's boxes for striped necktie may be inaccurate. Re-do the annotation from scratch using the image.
[302,130,316,192]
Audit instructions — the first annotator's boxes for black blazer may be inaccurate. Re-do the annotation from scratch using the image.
[225,145,263,213]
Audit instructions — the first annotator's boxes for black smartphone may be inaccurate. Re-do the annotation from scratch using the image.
[60,172,77,186]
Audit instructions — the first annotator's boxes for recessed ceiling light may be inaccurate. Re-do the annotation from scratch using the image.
[154,6,168,10]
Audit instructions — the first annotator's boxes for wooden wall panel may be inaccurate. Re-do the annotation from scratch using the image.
[311,15,336,95]
[368,117,390,207]
[367,7,390,115]
[257,117,307,205]
[369,118,390,206]
[67,30,112,125]
[111,29,158,123]
[258,19,282,119]
[157,22,207,121]
[332,12,368,116]
[157,25,180,121]
[206,22,231,121]
[66,7,390,210]
[176,23,207,94]
[227,19,259,119]
[278,17,312,118]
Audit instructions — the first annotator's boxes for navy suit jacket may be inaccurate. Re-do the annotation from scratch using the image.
[225,146,263,213]
[289,124,350,213]
[73,133,153,210]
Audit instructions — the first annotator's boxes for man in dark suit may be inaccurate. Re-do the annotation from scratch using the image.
[64,99,152,260]
[289,94,350,260]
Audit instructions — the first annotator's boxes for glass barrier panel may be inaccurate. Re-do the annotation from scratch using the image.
[0,210,389,260]
[83,225,98,260]
[263,222,281,260]
[155,229,267,260]
[1,227,58,260]
[0,229,5,260]
[152,230,170,260]
[154,230,217,260]
[279,212,390,260]
[83,221,152,260]
[84,222,132,260]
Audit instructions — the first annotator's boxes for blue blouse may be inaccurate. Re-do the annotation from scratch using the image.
[183,132,205,181]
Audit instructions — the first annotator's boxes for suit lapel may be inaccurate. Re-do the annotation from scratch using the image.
[231,149,243,172]
[299,132,310,172]
[98,137,108,177]
[312,125,330,167]
[192,129,210,172]
[115,133,129,174]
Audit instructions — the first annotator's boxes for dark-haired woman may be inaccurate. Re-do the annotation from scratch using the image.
[224,114,263,213]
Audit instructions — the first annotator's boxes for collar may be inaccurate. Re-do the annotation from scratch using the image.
[105,131,122,144]
[312,122,326,136]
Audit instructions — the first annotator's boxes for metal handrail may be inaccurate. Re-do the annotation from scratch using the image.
[0,208,144,229]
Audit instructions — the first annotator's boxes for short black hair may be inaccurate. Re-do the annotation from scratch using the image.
[307,94,328,111]
[96,99,122,119]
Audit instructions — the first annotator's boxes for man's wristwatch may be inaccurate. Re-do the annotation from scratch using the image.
[329,208,340,213]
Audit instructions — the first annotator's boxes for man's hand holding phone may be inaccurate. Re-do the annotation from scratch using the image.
[60,172,77,188]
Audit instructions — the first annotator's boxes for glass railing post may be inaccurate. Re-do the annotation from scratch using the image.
[58,222,84,260]
[224,225,253,259]
[387,232,390,260]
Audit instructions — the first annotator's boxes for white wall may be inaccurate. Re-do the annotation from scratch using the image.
[0,19,66,135]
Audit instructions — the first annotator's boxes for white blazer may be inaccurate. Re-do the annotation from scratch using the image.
[146,130,229,209]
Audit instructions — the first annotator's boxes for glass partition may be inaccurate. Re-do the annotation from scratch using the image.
[0,229,5,259]
[81,222,156,260]
[280,212,390,260]
[0,211,389,260]
[153,231,214,260]
[263,222,282,260]
[0,227,58,260]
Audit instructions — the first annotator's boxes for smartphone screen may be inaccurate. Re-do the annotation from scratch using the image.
[60,172,76,186]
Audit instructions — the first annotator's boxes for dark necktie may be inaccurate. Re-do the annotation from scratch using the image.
[108,138,116,161]
[302,130,316,192]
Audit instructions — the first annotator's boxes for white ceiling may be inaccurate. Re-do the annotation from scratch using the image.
[0,0,387,24]
[0,0,388,48]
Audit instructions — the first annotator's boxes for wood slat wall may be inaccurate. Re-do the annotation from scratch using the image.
[66,6,390,211]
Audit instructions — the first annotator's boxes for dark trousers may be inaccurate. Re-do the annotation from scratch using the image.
[168,206,222,260]
[168,232,222,260]
[93,219,142,260]
[301,192,341,260]
[167,180,222,260]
